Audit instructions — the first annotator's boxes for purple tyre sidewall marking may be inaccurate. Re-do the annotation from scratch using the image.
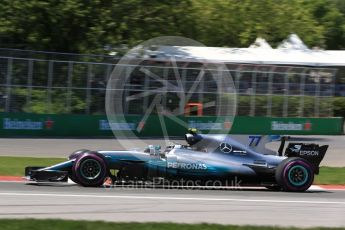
[69,149,90,160]
[73,153,107,185]
[282,160,313,191]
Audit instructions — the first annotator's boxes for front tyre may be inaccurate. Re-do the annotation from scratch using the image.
[68,149,91,184]
[72,152,107,187]
[69,149,90,160]
[275,157,314,192]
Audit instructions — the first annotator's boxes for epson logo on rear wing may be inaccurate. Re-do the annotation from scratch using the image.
[299,150,319,156]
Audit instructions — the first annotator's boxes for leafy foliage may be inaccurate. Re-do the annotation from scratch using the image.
[0,219,343,230]
[0,0,197,53]
[1,0,345,53]
[1,1,345,117]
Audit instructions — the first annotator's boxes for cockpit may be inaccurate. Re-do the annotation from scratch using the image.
[143,128,258,157]
[143,143,190,157]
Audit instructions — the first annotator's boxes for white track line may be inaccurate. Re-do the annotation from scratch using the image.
[0,192,344,205]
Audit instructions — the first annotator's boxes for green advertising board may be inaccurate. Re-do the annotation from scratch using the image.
[230,116,344,135]
[0,113,343,137]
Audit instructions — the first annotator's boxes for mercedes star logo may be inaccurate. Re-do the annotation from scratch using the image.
[220,143,232,153]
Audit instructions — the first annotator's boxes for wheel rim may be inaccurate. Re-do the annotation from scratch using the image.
[288,165,309,186]
[80,159,102,180]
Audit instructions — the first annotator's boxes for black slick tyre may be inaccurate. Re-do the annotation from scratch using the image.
[275,157,314,192]
[72,152,107,187]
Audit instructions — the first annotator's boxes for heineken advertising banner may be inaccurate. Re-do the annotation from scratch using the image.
[0,113,343,137]
[230,116,343,135]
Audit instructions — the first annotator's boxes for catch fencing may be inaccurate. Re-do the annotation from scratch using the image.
[0,49,337,117]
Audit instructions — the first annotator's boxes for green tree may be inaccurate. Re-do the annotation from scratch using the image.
[0,0,197,53]
[304,0,345,49]
[193,0,325,48]
[1,0,345,52]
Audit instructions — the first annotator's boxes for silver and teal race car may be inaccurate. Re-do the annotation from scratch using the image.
[25,130,328,192]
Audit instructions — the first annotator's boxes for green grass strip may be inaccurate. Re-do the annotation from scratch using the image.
[0,219,344,230]
[314,167,345,185]
[0,156,64,176]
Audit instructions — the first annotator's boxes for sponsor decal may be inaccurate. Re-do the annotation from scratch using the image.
[300,150,319,156]
[271,121,312,131]
[289,145,319,156]
[188,120,223,130]
[99,120,136,131]
[2,118,54,130]
[220,143,233,153]
[45,119,54,129]
[290,144,302,153]
[248,135,261,147]
[223,121,232,129]
[233,150,247,154]
[167,162,207,170]
[304,120,312,130]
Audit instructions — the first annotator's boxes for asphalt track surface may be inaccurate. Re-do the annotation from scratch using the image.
[0,135,344,166]
[0,136,344,227]
[0,181,344,227]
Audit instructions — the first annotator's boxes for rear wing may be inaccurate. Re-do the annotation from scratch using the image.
[284,143,328,174]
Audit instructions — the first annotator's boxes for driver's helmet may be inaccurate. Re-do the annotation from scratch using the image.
[149,145,161,155]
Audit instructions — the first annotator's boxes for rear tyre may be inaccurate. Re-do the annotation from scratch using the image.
[72,152,107,187]
[275,157,314,192]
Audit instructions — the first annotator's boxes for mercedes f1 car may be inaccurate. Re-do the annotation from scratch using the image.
[25,130,328,192]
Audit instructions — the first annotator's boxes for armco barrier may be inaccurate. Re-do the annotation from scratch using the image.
[0,113,343,137]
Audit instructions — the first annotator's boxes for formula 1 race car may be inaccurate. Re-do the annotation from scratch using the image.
[25,129,328,192]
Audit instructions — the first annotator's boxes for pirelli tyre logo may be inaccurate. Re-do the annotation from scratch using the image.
[167,162,207,170]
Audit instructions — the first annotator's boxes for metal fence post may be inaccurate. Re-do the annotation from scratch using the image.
[283,68,291,117]
[5,58,13,112]
[329,69,337,117]
[47,60,54,113]
[249,73,256,116]
[180,68,187,115]
[86,63,92,114]
[299,68,307,117]
[27,59,33,111]
[266,68,274,117]
[199,67,205,107]
[66,61,73,113]
[162,66,168,109]
[143,69,150,112]
[314,71,321,117]
[105,64,112,83]
[250,68,257,116]
[234,65,242,115]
